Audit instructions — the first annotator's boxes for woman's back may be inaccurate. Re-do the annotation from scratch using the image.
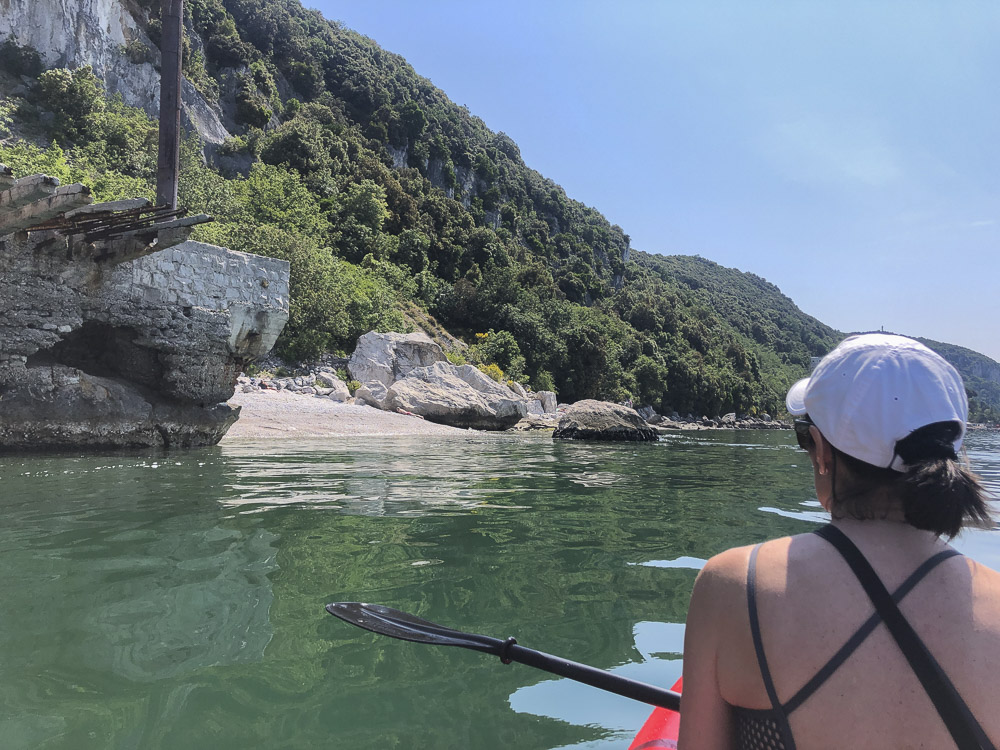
[679,336,998,749]
[705,520,1000,749]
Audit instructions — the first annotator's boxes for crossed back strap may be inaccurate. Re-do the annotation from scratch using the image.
[813,526,995,750]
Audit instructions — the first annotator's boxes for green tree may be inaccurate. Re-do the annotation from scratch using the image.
[37,66,105,142]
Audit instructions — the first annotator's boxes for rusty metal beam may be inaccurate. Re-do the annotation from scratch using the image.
[81,208,188,241]
[27,203,176,234]
[91,214,211,264]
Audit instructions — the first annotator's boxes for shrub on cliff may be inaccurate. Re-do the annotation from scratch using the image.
[0,36,42,78]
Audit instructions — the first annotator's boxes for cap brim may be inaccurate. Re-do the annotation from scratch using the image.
[786,378,810,415]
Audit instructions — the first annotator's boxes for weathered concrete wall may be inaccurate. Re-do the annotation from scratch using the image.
[122,242,288,309]
[0,230,290,450]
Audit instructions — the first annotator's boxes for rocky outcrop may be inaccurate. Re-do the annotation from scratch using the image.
[315,371,352,402]
[0,173,289,450]
[553,400,658,442]
[238,371,351,402]
[654,414,790,431]
[346,330,542,430]
[348,331,447,388]
[385,362,527,430]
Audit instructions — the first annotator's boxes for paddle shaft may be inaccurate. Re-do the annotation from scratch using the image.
[325,602,681,711]
[503,642,681,711]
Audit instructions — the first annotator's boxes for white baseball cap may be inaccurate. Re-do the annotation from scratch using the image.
[786,334,967,471]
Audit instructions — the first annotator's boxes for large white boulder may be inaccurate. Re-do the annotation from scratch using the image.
[347,331,446,388]
[386,362,527,430]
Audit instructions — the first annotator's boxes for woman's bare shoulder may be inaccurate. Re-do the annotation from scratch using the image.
[965,555,1000,600]
[698,544,753,584]
[696,533,824,592]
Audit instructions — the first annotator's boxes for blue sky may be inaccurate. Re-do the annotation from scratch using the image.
[312,1,999,361]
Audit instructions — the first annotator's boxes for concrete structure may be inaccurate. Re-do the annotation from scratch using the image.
[0,169,289,450]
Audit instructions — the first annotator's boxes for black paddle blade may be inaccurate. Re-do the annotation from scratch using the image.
[326,602,502,654]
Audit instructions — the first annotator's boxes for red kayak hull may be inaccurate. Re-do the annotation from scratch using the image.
[627,677,682,750]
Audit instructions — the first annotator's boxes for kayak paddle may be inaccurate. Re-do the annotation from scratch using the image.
[326,602,681,711]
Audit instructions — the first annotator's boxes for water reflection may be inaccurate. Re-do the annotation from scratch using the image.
[0,429,996,749]
[633,556,706,571]
[0,453,278,748]
[218,435,560,514]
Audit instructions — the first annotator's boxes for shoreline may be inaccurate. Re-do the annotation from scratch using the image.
[221,388,469,441]
[225,380,996,442]
[221,388,794,441]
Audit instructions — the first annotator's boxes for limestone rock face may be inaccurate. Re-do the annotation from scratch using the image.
[348,331,446,388]
[0,0,229,145]
[0,228,289,450]
[0,366,238,449]
[386,362,527,430]
[553,400,658,442]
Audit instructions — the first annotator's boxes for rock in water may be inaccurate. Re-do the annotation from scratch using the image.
[386,362,527,430]
[553,400,659,442]
[637,405,658,422]
[347,331,446,387]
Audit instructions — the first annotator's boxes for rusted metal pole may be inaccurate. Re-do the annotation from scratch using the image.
[156,0,184,209]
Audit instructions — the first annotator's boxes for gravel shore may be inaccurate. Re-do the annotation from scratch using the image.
[221,388,468,441]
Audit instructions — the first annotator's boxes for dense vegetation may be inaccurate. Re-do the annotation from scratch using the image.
[916,338,1000,424]
[0,4,996,421]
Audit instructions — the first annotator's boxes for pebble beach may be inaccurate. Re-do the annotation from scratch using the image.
[221,387,467,441]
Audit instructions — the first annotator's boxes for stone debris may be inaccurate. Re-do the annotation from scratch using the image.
[650,412,791,431]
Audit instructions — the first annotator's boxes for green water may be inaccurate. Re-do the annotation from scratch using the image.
[2,430,998,750]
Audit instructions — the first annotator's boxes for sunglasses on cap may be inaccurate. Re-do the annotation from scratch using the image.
[794,416,815,450]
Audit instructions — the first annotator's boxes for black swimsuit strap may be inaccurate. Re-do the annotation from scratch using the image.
[746,544,798,749]
[782,546,961,714]
[814,525,996,750]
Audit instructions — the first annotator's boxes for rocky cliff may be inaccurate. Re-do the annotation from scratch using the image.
[0,0,230,145]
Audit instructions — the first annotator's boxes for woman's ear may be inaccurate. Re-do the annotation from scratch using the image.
[809,425,833,476]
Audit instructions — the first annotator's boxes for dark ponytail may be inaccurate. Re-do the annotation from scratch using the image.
[896,422,993,538]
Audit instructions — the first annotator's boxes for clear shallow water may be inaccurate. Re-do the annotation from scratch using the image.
[1,430,997,750]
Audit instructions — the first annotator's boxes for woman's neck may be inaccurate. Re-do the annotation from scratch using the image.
[829,515,945,551]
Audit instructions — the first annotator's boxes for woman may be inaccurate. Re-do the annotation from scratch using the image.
[678,334,999,749]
